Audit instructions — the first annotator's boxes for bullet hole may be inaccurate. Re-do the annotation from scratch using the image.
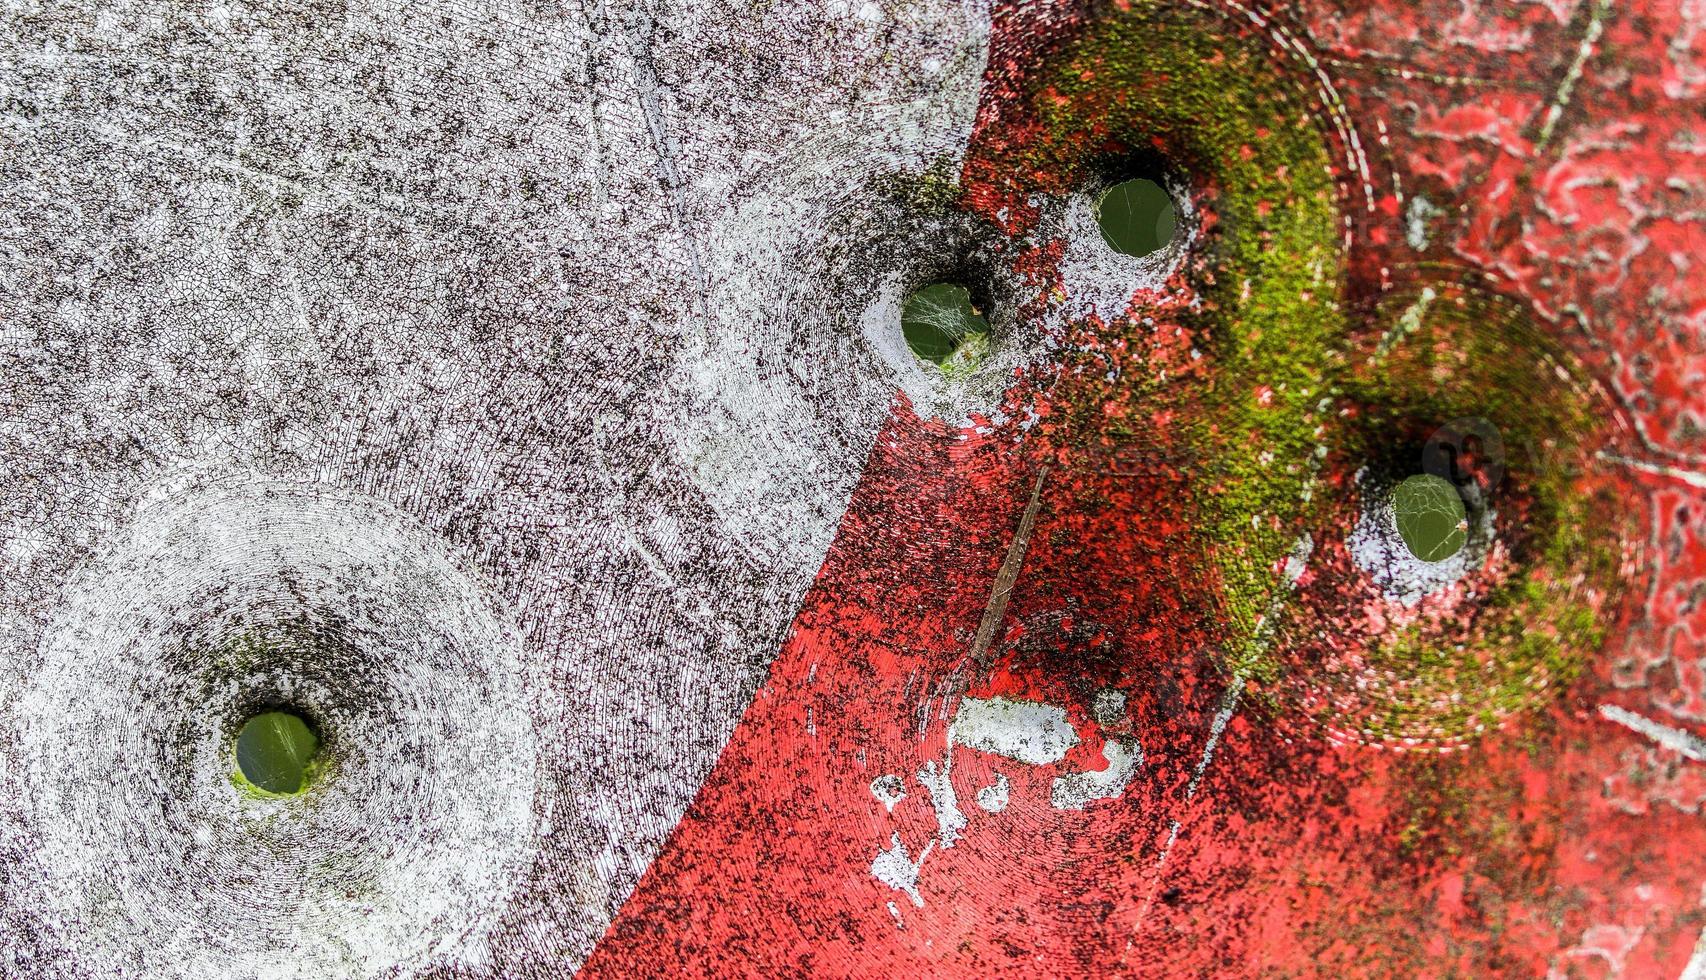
[1095,177,1177,258]
[1392,473,1468,563]
[234,709,321,796]
[900,282,991,370]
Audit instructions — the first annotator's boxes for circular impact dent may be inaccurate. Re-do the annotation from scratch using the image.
[855,204,1042,425]
[15,481,541,979]
[1270,279,1638,748]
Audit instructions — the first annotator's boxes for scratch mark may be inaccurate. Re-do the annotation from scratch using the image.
[1534,0,1613,153]
[1371,286,1437,364]
[1183,682,1243,801]
[970,466,1050,667]
[1316,54,1522,90]
[1598,704,1706,763]
[589,418,680,591]
[1599,452,1706,491]
[1125,527,1313,959]
[617,4,712,327]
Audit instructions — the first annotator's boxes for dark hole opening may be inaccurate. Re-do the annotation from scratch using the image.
[901,281,991,366]
[234,708,321,796]
[1096,177,1178,259]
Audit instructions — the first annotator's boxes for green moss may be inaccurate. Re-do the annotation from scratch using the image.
[1027,3,1346,674]
[880,155,965,215]
[1008,6,1625,739]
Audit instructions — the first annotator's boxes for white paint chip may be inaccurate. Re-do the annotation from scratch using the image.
[870,774,906,813]
[1050,738,1142,811]
[1091,689,1128,727]
[975,773,1010,813]
[871,834,931,909]
[916,757,967,848]
[949,696,1080,765]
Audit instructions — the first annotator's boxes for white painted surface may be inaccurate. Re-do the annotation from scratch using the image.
[0,0,995,973]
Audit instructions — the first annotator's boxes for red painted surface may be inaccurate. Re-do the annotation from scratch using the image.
[585,1,1706,974]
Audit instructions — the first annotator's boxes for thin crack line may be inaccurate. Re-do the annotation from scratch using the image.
[618,5,713,329]
[970,465,1050,667]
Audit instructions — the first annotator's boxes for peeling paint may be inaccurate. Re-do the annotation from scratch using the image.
[975,773,1011,813]
[916,756,968,848]
[948,696,1080,765]
[870,774,907,813]
[871,833,932,909]
[1050,738,1143,811]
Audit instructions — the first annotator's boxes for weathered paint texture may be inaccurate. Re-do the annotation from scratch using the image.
[588,0,1706,976]
[2,0,1705,977]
